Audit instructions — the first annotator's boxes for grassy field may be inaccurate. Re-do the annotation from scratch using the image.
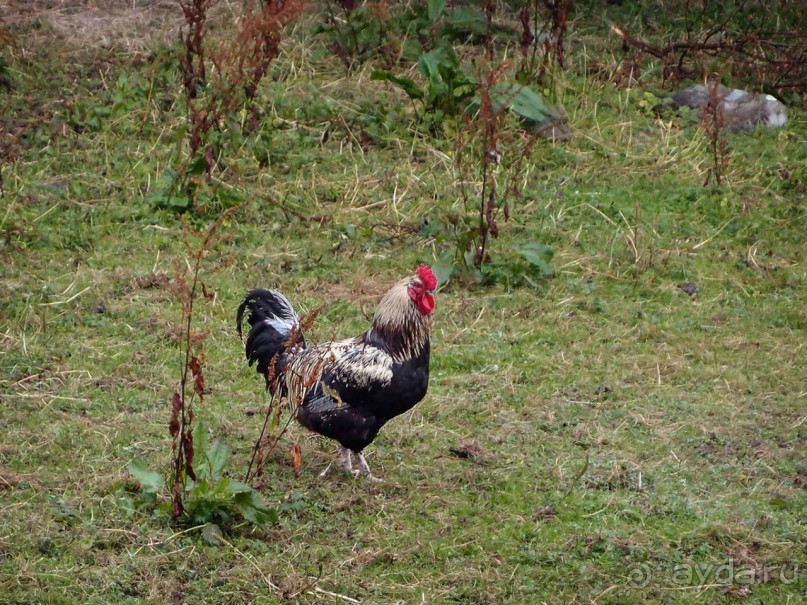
[1,1,806,604]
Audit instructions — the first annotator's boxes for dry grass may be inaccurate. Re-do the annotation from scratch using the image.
[0,0,253,53]
[1,1,806,603]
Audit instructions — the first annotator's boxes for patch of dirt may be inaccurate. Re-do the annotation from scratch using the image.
[448,438,489,464]
[128,271,170,292]
[0,468,20,488]
[0,0,218,53]
[0,467,39,489]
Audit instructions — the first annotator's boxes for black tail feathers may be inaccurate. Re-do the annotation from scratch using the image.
[236,289,304,386]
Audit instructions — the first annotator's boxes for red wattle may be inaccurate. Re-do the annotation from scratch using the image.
[418,293,435,315]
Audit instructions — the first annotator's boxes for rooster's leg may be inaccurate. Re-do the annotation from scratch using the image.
[355,451,383,482]
[319,447,354,477]
[339,446,359,476]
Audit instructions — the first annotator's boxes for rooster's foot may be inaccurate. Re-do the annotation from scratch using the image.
[321,447,356,477]
[356,452,383,483]
[326,447,382,481]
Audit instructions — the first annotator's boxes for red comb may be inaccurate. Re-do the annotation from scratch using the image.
[417,265,438,290]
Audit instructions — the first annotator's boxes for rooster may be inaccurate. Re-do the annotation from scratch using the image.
[236,265,437,480]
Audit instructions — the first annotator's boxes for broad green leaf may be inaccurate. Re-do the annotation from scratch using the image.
[128,459,163,495]
[242,505,277,525]
[192,421,208,465]
[205,438,228,479]
[189,423,209,479]
[418,47,454,86]
[469,82,563,128]
[370,70,424,101]
[234,491,278,525]
[515,243,555,277]
[444,7,488,36]
[268,408,281,433]
[222,480,255,495]
[187,154,209,176]
[341,223,357,239]
[201,522,225,546]
[168,195,192,210]
[116,491,136,517]
[498,84,561,124]
[463,248,477,269]
[419,47,467,110]
[427,0,445,23]
[431,252,456,288]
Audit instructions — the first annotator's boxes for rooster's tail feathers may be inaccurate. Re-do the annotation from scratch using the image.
[236,289,304,383]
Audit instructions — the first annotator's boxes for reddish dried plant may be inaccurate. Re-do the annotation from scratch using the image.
[701,80,730,187]
[167,200,250,519]
[245,308,321,483]
[482,0,496,61]
[0,19,17,194]
[542,0,571,69]
[518,0,571,82]
[176,0,306,188]
[455,61,540,269]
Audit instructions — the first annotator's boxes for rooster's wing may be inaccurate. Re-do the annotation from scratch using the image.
[290,336,394,414]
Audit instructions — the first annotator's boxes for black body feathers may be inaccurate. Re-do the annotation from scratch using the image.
[236,289,303,386]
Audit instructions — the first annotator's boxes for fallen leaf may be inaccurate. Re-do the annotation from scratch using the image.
[289,443,303,478]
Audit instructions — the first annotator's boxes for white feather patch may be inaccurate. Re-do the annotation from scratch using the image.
[332,347,393,389]
[264,316,297,335]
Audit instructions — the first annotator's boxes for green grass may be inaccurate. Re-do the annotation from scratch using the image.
[2,3,806,604]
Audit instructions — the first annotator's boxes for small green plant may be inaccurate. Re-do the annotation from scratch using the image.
[420,67,555,286]
[457,64,544,274]
[372,47,561,137]
[378,1,560,285]
[183,422,277,526]
[128,422,277,529]
[315,0,395,69]
[125,199,276,530]
[315,0,492,70]
[369,0,509,128]
[167,203,246,520]
[371,45,475,124]
[67,72,153,133]
[403,0,488,53]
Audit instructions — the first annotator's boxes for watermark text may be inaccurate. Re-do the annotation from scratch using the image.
[626,560,800,588]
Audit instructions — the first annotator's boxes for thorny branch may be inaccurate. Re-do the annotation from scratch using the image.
[610,18,807,94]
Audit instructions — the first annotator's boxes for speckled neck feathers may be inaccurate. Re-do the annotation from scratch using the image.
[371,277,431,362]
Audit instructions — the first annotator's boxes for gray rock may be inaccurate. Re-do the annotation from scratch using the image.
[666,84,786,131]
